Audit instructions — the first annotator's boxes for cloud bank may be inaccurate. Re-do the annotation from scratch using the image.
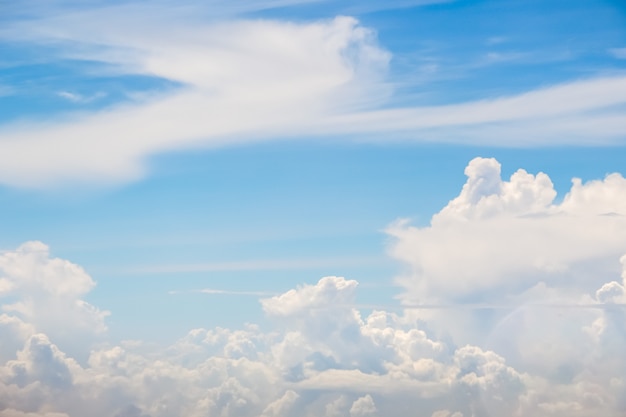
[1,158,625,416]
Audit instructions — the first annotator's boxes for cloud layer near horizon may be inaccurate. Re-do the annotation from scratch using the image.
[1,158,625,417]
[1,5,625,188]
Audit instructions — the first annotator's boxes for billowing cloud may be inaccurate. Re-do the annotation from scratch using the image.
[1,160,626,416]
[384,158,626,415]
[0,242,108,357]
[349,394,377,417]
[1,267,625,416]
[388,157,626,304]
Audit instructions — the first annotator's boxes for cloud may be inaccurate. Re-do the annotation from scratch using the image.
[0,5,625,188]
[56,91,107,104]
[0,242,109,357]
[0,0,451,21]
[262,276,359,316]
[387,157,626,304]
[0,411,69,417]
[349,394,377,417]
[171,288,276,297]
[0,14,390,188]
[0,256,625,416]
[0,85,14,98]
[384,157,626,415]
[431,411,463,417]
[261,390,299,417]
[609,48,626,59]
[1,159,626,416]
[0,315,34,363]
[125,256,384,275]
[324,75,626,146]
[338,0,453,14]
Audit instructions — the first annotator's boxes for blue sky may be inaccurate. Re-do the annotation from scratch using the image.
[1,1,626,416]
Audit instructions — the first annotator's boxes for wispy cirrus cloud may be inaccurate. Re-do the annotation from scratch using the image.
[57,91,107,103]
[169,288,277,296]
[321,75,626,145]
[609,47,626,59]
[118,255,385,275]
[0,14,391,188]
[0,85,14,97]
[0,3,625,189]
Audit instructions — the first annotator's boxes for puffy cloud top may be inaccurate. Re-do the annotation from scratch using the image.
[0,242,94,298]
[0,242,108,357]
[1,159,626,416]
[261,276,358,316]
[388,157,626,301]
[434,157,557,223]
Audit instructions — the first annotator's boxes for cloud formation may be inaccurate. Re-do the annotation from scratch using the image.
[1,4,625,188]
[0,14,391,187]
[388,157,626,303]
[1,159,626,416]
[0,259,625,415]
[0,242,108,359]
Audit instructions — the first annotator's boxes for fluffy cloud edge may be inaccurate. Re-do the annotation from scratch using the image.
[1,157,626,416]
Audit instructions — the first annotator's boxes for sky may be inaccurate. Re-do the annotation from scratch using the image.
[0,0,625,416]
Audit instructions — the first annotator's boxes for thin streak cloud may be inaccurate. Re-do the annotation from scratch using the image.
[117,256,387,275]
[169,288,277,296]
[0,7,625,188]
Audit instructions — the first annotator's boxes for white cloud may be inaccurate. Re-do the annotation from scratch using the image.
[0,242,109,356]
[171,288,276,297]
[56,91,106,104]
[431,411,463,417]
[0,14,392,188]
[0,315,34,363]
[384,158,626,415]
[0,7,625,188]
[349,394,377,417]
[324,75,626,145]
[127,255,384,275]
[0,265,625,416]
[262,276,359,316]
[0,411,69,417]
[1,158,626,416]
[387,157,626,304]
[261,390,299,417]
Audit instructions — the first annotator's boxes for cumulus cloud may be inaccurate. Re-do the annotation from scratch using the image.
[262,276,359,316]
[596,254,626,304]
[0,268,624,416]
[260,390,299,417]
[0,314,34,363]
[349,394,377,417]
[0,270,459,416]
[388,157,626,303]
[384,157,626,414]
[0,242,109,357]
[1,159,626,416]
